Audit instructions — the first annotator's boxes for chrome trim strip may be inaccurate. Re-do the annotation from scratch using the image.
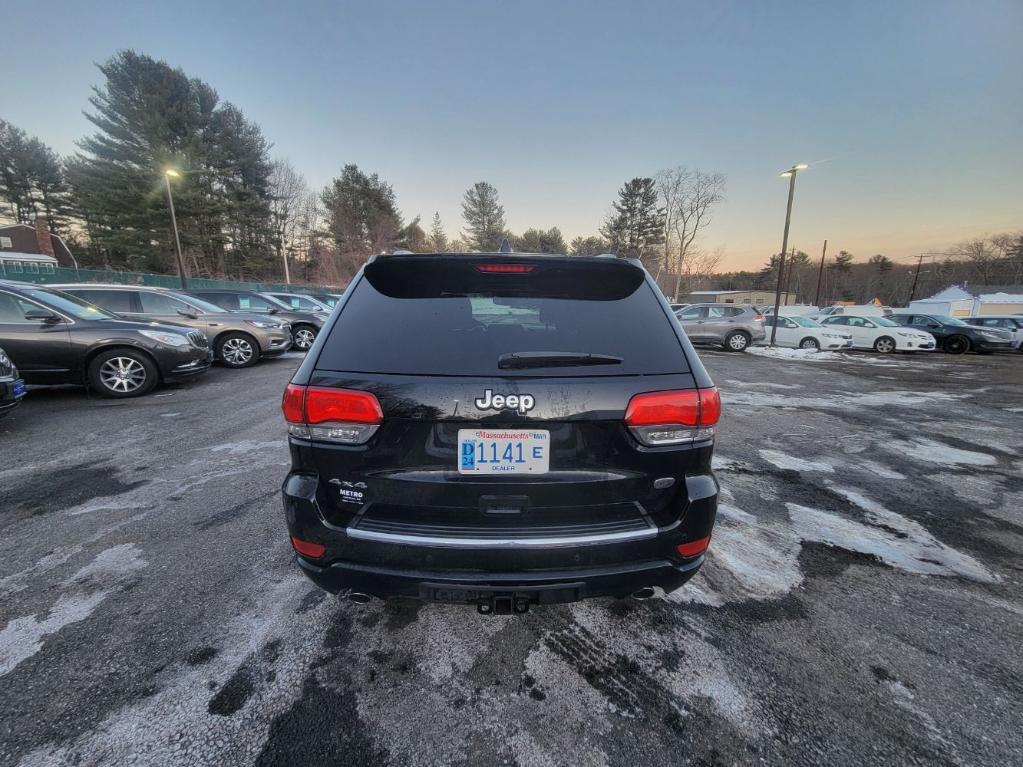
[345,524,658,549]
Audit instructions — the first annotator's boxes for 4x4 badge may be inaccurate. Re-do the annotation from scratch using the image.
[474,389,535,414]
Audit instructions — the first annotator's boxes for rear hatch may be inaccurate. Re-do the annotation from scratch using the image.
[289,255,715,545]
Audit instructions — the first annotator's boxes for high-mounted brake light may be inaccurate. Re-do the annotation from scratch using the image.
[282,384,382,444]
[624,387,720,446]
[474,263,535,274]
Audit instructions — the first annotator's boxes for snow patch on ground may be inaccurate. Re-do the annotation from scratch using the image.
[881,437,997,466]
[208,439,287,455]
[760,449,834,473]
[790,487,994,582]
[747,346,844,361]
[0,545,148,678]
[725,388,971,413]
[0,592,109,677]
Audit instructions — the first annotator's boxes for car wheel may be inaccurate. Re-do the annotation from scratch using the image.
[724,331,751,352]
[216,332,260,368]
[799,337,820,351]
[88,349,158,398]
[943,335,970,355]
[293,325,317,352]
[873,336,896,354]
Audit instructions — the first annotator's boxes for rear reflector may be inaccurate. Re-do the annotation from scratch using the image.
[282,384,382,444]
[474,263,535,274]
[625,387,720,446]
[290,536,325,558]
[677,536,711,558]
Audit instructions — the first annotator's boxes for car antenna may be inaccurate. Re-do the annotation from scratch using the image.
[498,239,513,254]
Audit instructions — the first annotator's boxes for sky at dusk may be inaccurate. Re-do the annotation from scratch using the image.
[2,0,1020,270]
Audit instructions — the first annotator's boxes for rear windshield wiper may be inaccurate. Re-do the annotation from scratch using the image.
[497,351,624,369]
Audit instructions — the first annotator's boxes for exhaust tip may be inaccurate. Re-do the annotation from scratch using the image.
[631,587,656,600]
[348,592,372,604]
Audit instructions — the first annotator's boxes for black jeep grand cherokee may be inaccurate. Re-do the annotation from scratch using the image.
[282,253,720,613]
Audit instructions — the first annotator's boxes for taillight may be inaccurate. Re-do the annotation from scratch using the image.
[474,263,534,274]
[290,536,325,558]
[624,387,720,446]
[753,312,765,322]
[677,536,711,558]
[281,384,382,444]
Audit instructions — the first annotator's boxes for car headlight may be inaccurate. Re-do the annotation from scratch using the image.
[896,332,914,338]
[245,320,280,329]
[139,329,190,347]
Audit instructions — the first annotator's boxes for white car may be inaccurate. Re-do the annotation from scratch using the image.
[759,315,854,351]
[819,315,936,353]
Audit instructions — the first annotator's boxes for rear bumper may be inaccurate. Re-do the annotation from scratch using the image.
[282,468,718,605]
[295,553,704,603]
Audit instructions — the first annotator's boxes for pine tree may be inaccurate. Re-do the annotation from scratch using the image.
[570,235,609,256]
[600,178,664,268]
[68,51,273,275]
[430,211,448,251]
[513,227,567,254]
[0,120,72,231]
[321,164,403,260]
[461,182,505,251]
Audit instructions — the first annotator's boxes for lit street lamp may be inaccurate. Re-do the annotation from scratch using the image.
[769,164,809,346]
[163,168,188,290]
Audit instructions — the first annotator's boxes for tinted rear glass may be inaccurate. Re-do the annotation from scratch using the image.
[317,259,687,376]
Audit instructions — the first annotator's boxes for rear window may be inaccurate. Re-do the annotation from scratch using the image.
[316,257,687,376]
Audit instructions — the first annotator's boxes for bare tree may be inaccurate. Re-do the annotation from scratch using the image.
[268,159,309,283]
[655,167,726,300]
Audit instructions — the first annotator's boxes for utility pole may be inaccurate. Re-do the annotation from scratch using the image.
[770,164,807,346]
[908,254,924,303]
[164,170,188,290]
[814,239,827,306]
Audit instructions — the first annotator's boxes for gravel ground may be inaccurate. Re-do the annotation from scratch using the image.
[1,348,1021,767]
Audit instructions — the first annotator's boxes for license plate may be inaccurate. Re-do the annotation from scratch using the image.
[457,429,550,474]
[12,379,25,399]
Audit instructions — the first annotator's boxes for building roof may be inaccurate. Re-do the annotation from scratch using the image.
[0,251,59,263]
[0,223,75,267]
[921,286,974,301]
[978,292,1023,304]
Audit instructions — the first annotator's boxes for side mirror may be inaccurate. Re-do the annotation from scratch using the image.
[267,307,280,314]
[24,308,61,323]
[176,309,199,320]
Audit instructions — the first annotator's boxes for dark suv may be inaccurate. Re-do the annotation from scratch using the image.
[890,312,1014,354]
[188,289,325,351]
[281,254,720,613]
[0,280,212,397]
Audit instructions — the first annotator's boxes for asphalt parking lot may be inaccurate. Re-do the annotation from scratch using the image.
[1,349,1021,766]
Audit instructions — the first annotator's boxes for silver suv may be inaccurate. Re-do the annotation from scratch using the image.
[55,284,292,368]
[674,303,767,351]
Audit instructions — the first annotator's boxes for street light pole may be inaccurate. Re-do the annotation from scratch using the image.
[163,170,188,290]
[770,164,807,346]
[814,239,827,307]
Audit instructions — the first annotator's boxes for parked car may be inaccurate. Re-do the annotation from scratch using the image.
[0,280,212,397]
[282,253,720,611]
[0,345,25,418]
[304,292,345,309]
[819,315,936,353]
[54,284,292,368]
[674,303,767,351]
[889,312,1013,354]
[964,315,1023,351]
[187,289,325,351]
[811,304,892,319]
[758,315,853,350]
[261,292,333,314]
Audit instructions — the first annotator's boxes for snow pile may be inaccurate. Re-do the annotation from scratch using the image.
[746,346,844,361]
